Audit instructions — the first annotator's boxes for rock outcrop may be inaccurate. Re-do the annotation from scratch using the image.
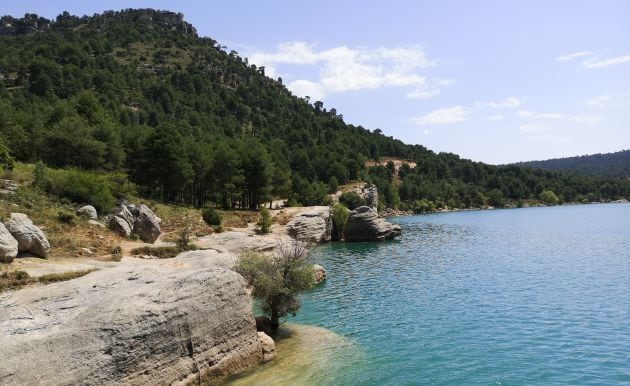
[4,213,50,258]
[313,264,327,284]
[0,254,262,385]
[77,205,98,220]
[362,185,379,212]
[0,222,18,263]
[286,206,332,243]
[108,201,161,243]
[0,179,18,195]
[344,206,401,242]
[257,332,276,362]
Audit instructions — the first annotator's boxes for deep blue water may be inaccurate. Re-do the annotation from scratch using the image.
[291,204,630,385]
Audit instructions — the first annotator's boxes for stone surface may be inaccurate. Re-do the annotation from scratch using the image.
[0,254,262,385]
[0,222,18,263]
[131,204,161,243]
[111,204,134,228]
[4,213,50,258]
[363,185,379,212]
[87,219,106,228]
[286,206,331,243]
[0,179,18,195]
[344,206,402,242]
[175,248,237,269]
[108,215,132,237]
[257,332,276,362]
[77,205,98,220]
[196,231,293,254]
[313,264,327,284]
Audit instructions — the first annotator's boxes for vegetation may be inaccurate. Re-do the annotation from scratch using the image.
[0,268,94,293]
[201,207,221,226]
[235,241,315,331]
[331,203,350,240]
[539,190,560,205]
[514,150,630,178]
[339,191,365,210]
[129,245,183,259]
[256,208,272,234]
[0,9,628,215]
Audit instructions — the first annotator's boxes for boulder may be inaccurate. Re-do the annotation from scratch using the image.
[108,216,132,237]
[344,206,401,242]
[110,204,134,228]
[4,213,50,258]
[0,179,18,195]
[0,222,18,263]
[0,254,263,385]
[286,206,331,243]
[313,264,327,284]
[87,219,106,228]
[131,204,161,243]
[77,205,97,220]
[363,185,379,212]
[257,332,276,362]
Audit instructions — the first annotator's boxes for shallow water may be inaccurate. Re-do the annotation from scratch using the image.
[280,204,630,385]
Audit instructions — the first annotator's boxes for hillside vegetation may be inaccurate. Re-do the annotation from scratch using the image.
[514,150,630,178]
[1,9,629,214]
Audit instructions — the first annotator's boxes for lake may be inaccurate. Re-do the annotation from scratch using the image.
[235,204,630,385]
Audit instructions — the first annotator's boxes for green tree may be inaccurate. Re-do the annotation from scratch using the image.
[0,142,15,173]
[539,189,560,205]
[235,241,316,331]
[257,207,272,234]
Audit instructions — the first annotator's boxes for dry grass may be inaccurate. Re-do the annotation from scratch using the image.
[130,245,187,259]
[272,210,293,226]
[0,268,95,293]
[221,210,259,228]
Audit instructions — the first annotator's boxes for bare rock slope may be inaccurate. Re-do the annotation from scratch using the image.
[0,253,262,385]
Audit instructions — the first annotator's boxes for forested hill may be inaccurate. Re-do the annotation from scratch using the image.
[1,9,629,212]
[513,150,630,178]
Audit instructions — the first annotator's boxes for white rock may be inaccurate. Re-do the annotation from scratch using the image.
[257,332,276,362]
[4,213,50,258]
[77,205,98,220]
[0,222,18,263]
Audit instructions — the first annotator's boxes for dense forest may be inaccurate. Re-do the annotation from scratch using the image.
[514,150,630,178]
[1,9,629,213]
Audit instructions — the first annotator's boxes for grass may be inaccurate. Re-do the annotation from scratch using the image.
[0,268,95,293]
[129,244,198,259]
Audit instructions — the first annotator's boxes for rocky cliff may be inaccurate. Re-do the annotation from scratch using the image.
[0,252,262,385]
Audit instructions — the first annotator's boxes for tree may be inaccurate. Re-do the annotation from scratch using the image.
[235,241,316,331]
[257,207,272,234]
[539,189,560,205]
[327,176,339,194]
[0,142,15,173]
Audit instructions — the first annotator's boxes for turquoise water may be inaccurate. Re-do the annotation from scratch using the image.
[291,204,630,385]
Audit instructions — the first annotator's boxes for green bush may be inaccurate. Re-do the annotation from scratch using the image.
[539,190,560,205]
[202,207,222,226]
[0,142,14,174]
[339,191,365,210]
[57,210,77,225]
[413,198,436,214]
[257,208,272,234]
[331,203,350,240]
[46,168,116,213]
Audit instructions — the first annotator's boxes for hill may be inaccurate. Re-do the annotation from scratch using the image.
[1,9,629,212]
[513,150,630,178]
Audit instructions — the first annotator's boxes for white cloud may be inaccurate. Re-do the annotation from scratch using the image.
[487,114,504,121]
[568,114,602,125]
[580,54,630,69]
[412,106,469,125]
[518,123,549,133]
[586,94,614,107]
[247,42,444,100]
[517,110,564,120]
[557,51,592,61]
[528,133,574,143]
[586,92,630,108]
[483,97,522,109]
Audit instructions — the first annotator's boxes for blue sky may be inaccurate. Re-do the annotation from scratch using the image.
[3,1,630,164]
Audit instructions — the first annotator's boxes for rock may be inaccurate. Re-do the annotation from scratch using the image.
[110,204,134,228]
[344,206,401,242]
[176,248,237,269]
[286,206,331,243]
[0,254,263,385]
[257,332,276,362]
[88,219,105,228]
[131,204,161,243]
[0,222,18,263]
[313,264,327,284]
[196,231,294,254]
[0,179,18,195]
[108,216,132,238]
[4,213,50,258]
[363,185,379,212]
[77,205,97,220]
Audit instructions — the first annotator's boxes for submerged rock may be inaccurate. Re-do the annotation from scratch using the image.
[0,222,18,263]
[0,254,263,384]
[4,213,50,258]
[286,206,332,243]
[344,206,401,242]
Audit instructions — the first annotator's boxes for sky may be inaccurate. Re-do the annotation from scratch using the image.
[3,1,630,164]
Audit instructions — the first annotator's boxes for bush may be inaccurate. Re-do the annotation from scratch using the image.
[339,191,365,210]
[413,198,436,214]
[201,207,221,226]
[327,176,339,194]
[539,190,560,205]
[46,168,116,213]
[57,210,77,225]
[257,208,272,234]
[331,203,350,240]
[0,142,14,174]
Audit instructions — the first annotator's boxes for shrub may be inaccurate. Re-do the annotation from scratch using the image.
[413,198,436,214]
[201,207,221,226]
[257,208,272,234]
[130,245,182,259]
[539,190,560,205]
[0,142,14,174]
[46,168,116,213]
[331,203,350,240]
[57,210,77,225]
[327,176,339,194]
[339,191,365,210]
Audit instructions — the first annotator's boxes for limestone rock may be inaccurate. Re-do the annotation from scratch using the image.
[313,264,327,284]
[0,222,18,263]
[77,205,97,220]
[110,204,134,228]
[363,185,379,212]
[108,215,132,238]
[344,206,401,242]
[87,219,105,228]
[176,248,237,269]
[0,255,262,385]
[131,204,161,243]
[4,213,50,258]
[0,179,18,195]
[257,332,276,362]
[286,206,331,243]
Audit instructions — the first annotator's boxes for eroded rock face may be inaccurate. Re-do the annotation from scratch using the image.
[108,215,132,238]
[0,255,262,385]
[344,206,401,242]
[132,204,161,243]
[257,332,276,362]
[0,222,18,263]
[4,213,50,258]
[286,206,331,243]
[77,205,97,220]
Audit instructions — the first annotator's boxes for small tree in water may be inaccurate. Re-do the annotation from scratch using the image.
[235,241,315,331]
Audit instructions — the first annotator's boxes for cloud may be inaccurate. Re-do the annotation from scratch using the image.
[517,110,564,120]
[528,133,574,143]
[568,114,602,125]
[487,114,504,121]
[586,92,630,108]
[557,51,592,61]
[580,54,630,69]
[586,94,614,107]
[483,97,522,109]
[247,42,445,100]
[518,123,549,133]
[412,106,469,125]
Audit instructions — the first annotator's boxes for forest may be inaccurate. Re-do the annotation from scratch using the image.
[514,150,630,178]
[1,9,629,213]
